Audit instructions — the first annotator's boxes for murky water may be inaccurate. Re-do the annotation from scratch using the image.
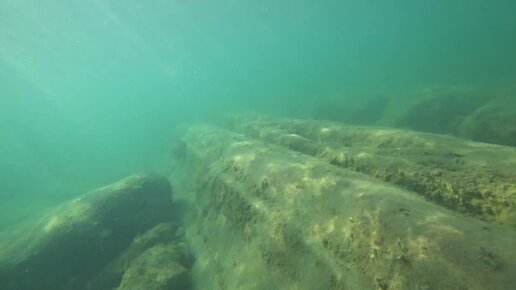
[1,1,515,289]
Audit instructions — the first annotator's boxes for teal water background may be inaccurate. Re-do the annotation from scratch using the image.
[1,0,516,228]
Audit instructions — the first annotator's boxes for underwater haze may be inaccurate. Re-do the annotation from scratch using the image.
[1,0,515,228]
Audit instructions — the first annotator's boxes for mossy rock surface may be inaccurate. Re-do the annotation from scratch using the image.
[226,115,516,225]
[171,124,516,290]
[116,243,192,290]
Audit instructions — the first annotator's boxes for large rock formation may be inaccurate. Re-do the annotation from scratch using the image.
[171,123,516,290]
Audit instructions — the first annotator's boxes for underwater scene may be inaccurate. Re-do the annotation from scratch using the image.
[1,1,515,289]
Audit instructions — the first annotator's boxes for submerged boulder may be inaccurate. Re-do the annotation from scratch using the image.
[397,94,488,134]
[397,94,516,147]
[458,97,516,146]
[0,174,174,290]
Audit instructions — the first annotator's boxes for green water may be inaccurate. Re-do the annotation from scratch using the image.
[1,0,515,230]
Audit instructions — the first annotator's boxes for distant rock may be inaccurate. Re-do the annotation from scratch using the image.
[398,94,516,147]
[397,94,488,135]
[458,97,516,146]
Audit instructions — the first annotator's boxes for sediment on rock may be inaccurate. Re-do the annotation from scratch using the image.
[171,125,516,290]
[226,114,516,225]
[0,174,175,290]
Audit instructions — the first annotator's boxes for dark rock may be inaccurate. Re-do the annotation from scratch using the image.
[458,97,516,146]
[0,174,174,290]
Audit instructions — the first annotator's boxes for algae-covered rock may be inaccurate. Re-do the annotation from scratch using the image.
[0,174,174,290]
[171,125,516,290]
[89,221,194,290]
[116,242,192,290]
[226,114,516,225]
[89,221,182,289]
